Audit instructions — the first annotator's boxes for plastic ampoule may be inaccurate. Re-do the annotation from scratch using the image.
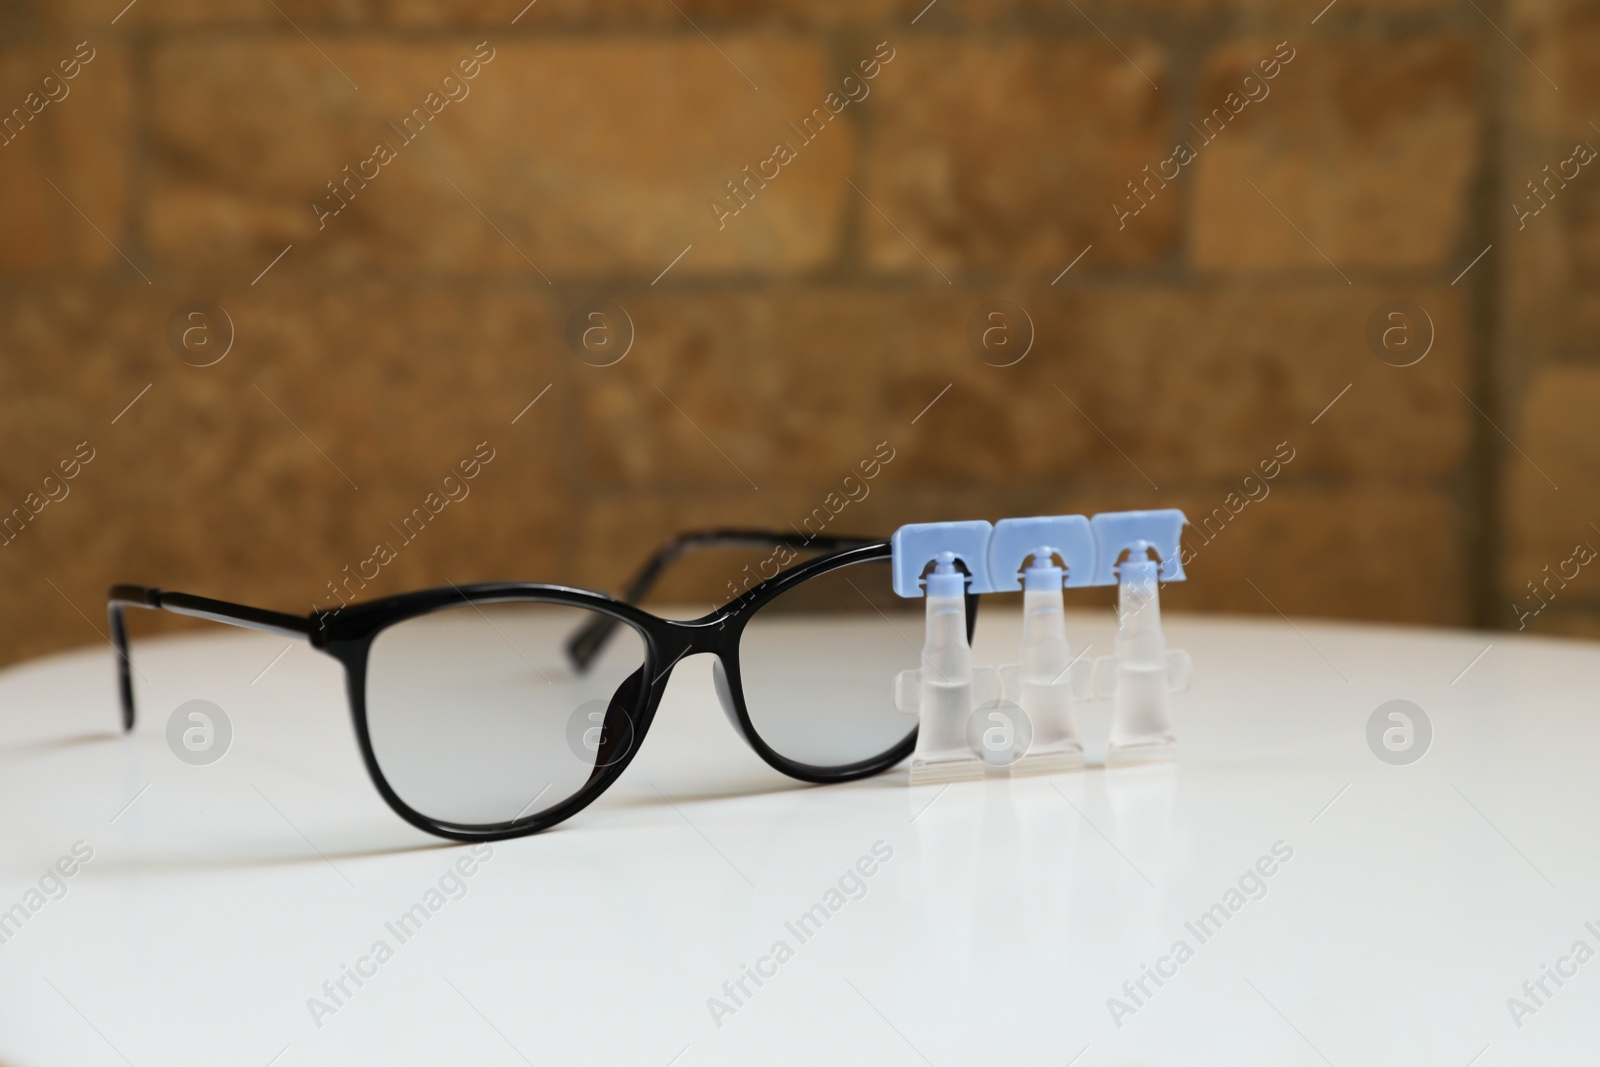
[1012,546,1084,775]
[909,553,985,784]
[1106,545,1177,765]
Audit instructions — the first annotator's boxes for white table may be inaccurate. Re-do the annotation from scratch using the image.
[1,610,1596,1066]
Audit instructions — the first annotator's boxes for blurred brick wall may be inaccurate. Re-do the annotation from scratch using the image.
[0,0,1589,666]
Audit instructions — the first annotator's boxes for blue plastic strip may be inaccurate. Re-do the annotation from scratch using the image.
[892,509,1188,596]
[987,515,1096,591]
[890,521,995,597]
[1088,509,1188,584]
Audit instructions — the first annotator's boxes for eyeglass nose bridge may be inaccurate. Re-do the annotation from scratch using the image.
[711,658,741,733]
[645,618,743,736]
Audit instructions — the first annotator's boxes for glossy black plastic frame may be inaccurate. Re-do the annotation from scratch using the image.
[108,531,981,842]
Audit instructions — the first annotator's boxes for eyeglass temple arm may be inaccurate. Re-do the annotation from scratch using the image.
[564,529,882,672]
[108,584,314,732]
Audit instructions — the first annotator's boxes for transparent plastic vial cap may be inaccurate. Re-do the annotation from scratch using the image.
[925,552,966,598]
[1023,546,1063,592]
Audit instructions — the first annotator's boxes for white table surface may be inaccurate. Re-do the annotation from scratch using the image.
[1,609,1597,1066]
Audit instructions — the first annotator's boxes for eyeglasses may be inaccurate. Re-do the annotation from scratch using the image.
[108,531,981,841]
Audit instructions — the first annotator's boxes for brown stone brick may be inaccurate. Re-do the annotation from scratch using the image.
[861,37,1174,279]
[146,37,852,278]
[1508,0,1600,35]
[533,0,902,21]
[1162,484,1467,625]
[574,283,1468,494]
[1191,35,1478,273]
[20,0,1459,27]
[905,283,1471,487]
[1172,0,1450,10]
[1501,364,1600,629]
[999,0,1453,15]
[21,0,901,29]
[574,290,914,493]
[1502,11,1600,357]
[1502,200,1600,361]
[0,42,132,276]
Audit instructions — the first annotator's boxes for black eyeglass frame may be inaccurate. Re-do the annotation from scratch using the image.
[108,531,982,842]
